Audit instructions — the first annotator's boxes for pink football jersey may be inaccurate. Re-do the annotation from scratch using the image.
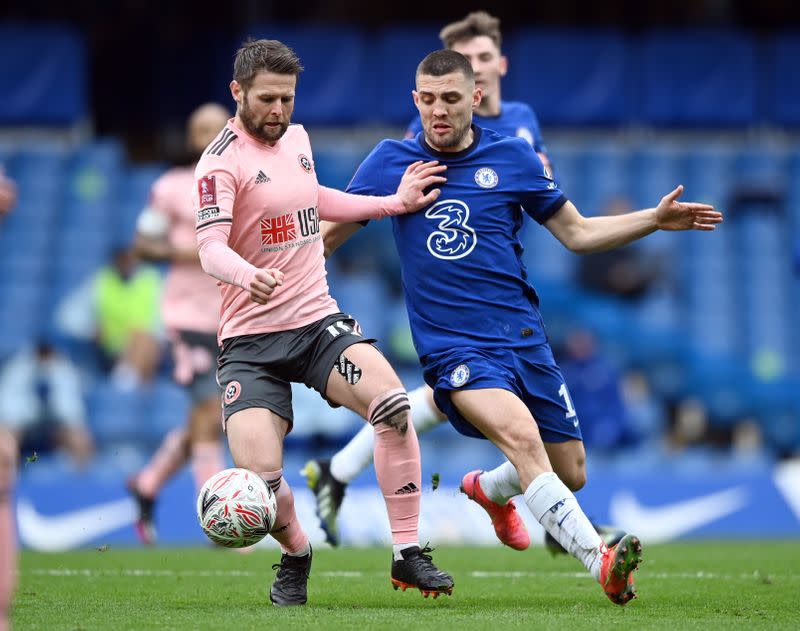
[150,166,221,334]
[194,120,338,342]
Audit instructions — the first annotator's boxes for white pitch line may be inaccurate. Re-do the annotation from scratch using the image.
[28,569,799,581]
[28,569,363,578]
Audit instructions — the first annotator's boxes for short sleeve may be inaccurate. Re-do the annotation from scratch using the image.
[345,142,393,197]
[514,141,567,224]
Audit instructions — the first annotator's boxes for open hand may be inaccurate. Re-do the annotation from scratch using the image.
[396,160,447,212]
[249,268,284,304]
[656,185,723,231]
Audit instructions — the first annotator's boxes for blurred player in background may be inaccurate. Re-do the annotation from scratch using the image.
[127,103,230,544]
[0,427,14,631]
[344,50,722,605]
[0,174,16,631]
[305,10,619,554]
[194,38,452,606]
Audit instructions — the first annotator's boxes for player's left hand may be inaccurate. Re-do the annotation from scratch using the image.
[655,185,723,231]
[396,160,447,212]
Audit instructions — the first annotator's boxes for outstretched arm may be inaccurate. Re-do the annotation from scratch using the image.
[545,185,722,254]
[318,160,446,222]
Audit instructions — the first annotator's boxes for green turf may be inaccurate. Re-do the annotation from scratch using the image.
[12,541,800,630]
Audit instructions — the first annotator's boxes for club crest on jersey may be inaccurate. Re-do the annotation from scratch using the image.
[425,199,477,260]
[450,364,470,387]
[198,175,217,205]
[474,167,498,189]
[298,154,313,173]
[223,381,241,405]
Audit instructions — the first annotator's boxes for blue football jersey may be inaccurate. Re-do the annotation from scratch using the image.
[406,101,547,155]
[346,126,567,361]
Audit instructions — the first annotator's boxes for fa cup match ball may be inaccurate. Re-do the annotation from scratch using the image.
[197,468,277,548]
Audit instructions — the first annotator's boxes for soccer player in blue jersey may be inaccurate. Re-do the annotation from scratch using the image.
[405,11,550,171]
[341,50,721,605]
[304,11,562,551]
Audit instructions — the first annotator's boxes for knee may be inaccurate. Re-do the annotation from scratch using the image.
[369,389,411,436]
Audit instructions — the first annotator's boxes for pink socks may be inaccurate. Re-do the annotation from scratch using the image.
[261,469,309,555]
[369,388,421,545]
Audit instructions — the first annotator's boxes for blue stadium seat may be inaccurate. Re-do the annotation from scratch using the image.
[313,143,371,190]
[246,24,374,125]
[576,142,630,214]
[639,29,757,125]
[770,33,800,125]
[145,379,191,444]
[0,24,87,125]
[372,25,441,125]
[87,380,147,446]
[629,143,684,209]
[681,143,736,205]
[508,29,633,125]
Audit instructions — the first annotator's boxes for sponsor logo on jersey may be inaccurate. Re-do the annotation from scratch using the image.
[255,170,270,184]
[298,154,313,173]
[260,213,297,245]
[198,175,217,205]
[196,206,220,223]
[224,380,241,405]
[450,364,470,387]
[425,199,477,260]
[474,167,499,189]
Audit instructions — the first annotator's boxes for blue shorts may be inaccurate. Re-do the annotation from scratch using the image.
[422,343,582,443]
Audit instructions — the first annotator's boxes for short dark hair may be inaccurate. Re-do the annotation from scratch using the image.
[233,39,304,89]
[439,11,502,50]
[416,50,474,81]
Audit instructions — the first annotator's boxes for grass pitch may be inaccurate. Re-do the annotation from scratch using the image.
[14,541,800,630]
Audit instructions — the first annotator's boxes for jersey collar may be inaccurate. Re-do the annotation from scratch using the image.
[418,124,482,160]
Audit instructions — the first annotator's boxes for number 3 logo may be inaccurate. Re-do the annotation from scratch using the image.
[425,199,477,260]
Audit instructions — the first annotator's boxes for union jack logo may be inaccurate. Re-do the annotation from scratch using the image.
[260,213,296,245]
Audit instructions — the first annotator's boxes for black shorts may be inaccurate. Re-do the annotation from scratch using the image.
[216,312,375,430]
[172,330,221,404]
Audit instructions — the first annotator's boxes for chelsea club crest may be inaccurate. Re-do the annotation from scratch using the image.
[474,167,498,189]
[450,364,470,387]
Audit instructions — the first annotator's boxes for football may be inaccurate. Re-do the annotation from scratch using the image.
[196,468,277,548]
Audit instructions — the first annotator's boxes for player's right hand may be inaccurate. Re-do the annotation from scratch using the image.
[249,268,284,304]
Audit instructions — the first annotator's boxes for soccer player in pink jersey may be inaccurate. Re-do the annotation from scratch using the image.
[127,103,231,545]
[194,39,453,606]
[0,173,15,631]
[0,427,15,631]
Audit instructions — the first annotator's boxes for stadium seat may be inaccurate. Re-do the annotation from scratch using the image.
[508,29,633,125]
[639,29,757,125]
[87,380,147,447]
[246,24,374,125]
[145,379,191,445]
[372,25,441,125]
[770,32,800,126]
